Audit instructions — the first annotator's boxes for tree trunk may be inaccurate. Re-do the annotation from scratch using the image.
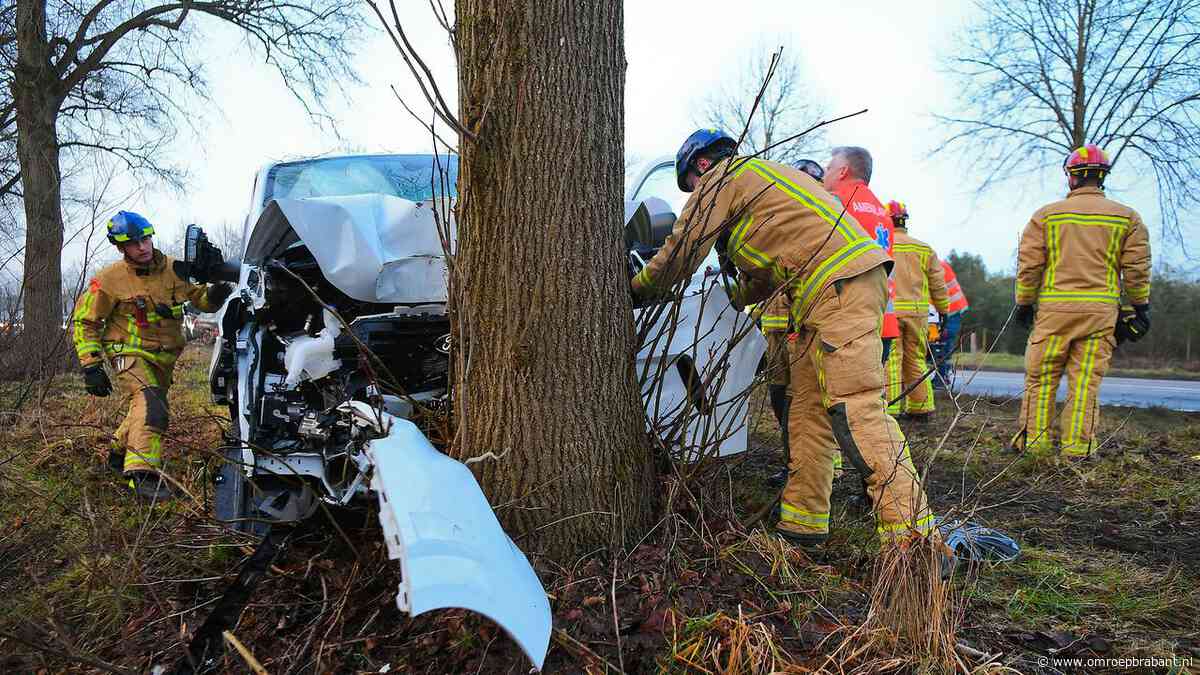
[12,0,70,376]
[453,0,656,563]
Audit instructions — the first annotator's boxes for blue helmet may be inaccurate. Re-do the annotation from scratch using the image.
[107,211,155,245]
[675,128,737,192]
[793,158,825,182]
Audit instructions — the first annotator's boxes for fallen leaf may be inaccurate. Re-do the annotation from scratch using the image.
[583,595,605,607]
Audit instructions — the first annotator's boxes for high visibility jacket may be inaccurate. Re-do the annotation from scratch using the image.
[632,157,890,326]
[1015,186,1151,314]
[828,179,899,339]
[72,251,220,368]
[892,227,949,317]
[941,260,969,315]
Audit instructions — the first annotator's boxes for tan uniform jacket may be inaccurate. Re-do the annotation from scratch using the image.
[72,251,219,367]
[1015,186,1151,315]
[632,157,890,327]
[892,227,949,316]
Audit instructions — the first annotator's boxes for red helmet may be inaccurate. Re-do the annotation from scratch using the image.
[1063,144,1111,175]
[885,200,908,225]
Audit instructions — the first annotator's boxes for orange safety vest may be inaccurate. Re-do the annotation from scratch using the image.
[941,260,969,315]
[830,179,899,339]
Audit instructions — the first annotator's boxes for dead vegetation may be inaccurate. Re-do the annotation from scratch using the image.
[1,346,1198,673]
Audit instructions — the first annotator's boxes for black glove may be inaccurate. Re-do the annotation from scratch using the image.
[1014,304,1036,329]
[82,364,112,397]
[206,283,234,307]
[1134,303,1151,334]
[1116,304,1150,344]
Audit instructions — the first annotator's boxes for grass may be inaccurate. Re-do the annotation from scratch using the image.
[955,350,1200,380]
[1,346,1199,672]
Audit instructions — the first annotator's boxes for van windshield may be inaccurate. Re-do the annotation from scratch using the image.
[264,154,458,204]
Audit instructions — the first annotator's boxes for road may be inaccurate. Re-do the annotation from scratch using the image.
[951,369,1200,412]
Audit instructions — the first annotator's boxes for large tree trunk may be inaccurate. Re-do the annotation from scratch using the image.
[12,0,70,376]
[453,0,656,563]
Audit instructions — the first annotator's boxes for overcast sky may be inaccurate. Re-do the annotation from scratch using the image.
[76,0,1175,276]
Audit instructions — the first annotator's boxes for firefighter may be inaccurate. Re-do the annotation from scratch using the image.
[931,260,969,389]
[883,201,950,420]
[1012,145,1151,458]
[632,129,935,548]
[822,146,899,363]
[759,159,830,486]
[72,211,233,500]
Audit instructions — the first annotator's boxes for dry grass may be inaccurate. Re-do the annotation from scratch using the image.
[2,347,1199,672]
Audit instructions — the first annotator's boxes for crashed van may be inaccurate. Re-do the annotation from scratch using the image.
[189,153,763,669]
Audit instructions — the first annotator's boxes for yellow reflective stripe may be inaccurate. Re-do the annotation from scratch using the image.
[892,244,931,254]
[747,160,863,244]
[1039,290,1119,304]
[1033,335,1062,446]
[886,345,902,413]
[1066,335,1101,449]
[921,254,930,301]
[1125,283,1150,302]
[1045,212,1130,227]
[126,316,143,348]
[792,238,879,320]
[760,315,789,330]
[124,437,163,471]
[1104,227,1121,294]
[894,300,927,311]
[634,266,655,291]
[72,291,99,357]
[878,513,935,537]
[729,215,775,272]
[1044,219,1060,291]
[814,344,831,409]
[780,501,830,529]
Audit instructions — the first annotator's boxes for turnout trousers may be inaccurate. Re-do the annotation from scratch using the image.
[1016,310,1115,457]
[111,353,178,474]
[885,315,935,416]
[778,266,933,543]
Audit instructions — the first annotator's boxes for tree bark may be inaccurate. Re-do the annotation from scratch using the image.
[12,0,71,376]
[453,0,656,563]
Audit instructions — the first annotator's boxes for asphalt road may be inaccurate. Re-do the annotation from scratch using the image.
[951,369,1200,412]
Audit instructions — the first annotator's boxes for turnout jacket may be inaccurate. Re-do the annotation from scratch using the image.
[632,157,890,326]
[1015,186,1151,315]
[892,227,949,317]
[72,250,220,368]
[941,260,969,315]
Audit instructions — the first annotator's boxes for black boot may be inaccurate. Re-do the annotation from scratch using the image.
[107,448,125,474]
[775,528,829,549]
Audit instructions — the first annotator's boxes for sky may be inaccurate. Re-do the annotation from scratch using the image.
[68,0,1175,276]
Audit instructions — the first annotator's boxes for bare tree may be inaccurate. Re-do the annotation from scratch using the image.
[699,45,827,164]
[373,0,657,563]
[5,0,365,376]
[936,0,1200,245]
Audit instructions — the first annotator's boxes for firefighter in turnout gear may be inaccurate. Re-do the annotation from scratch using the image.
[758,159,835,487]
[1012,145,1151,458]
[72,211,233,500]
[883,201,950,419]
[632,129,935,548]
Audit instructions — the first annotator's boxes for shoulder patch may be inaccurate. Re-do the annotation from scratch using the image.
[88,277,101,293]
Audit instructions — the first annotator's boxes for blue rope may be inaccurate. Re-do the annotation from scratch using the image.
[936,517,1021,563]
